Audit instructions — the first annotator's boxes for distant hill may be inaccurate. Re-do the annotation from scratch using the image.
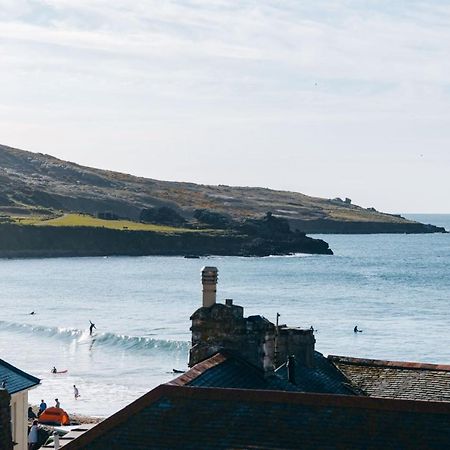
[0,144,445,234]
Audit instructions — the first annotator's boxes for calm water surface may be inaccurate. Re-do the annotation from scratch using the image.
[0,214,448,416]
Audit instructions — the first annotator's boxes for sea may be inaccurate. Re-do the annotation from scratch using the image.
[0,214,449,417]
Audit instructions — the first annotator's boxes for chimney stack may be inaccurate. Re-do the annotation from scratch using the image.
[201,266,218,307]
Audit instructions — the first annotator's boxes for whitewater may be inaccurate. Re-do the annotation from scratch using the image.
[0,214,449,417]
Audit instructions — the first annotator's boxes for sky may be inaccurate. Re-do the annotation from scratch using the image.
[0,1,449,213]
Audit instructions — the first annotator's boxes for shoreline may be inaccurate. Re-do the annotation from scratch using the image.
[0,222,333,258]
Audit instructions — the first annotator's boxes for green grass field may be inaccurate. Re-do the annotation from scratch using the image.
[15,213,202,233]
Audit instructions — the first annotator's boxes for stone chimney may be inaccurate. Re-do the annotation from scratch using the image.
[201,266,218,308]
[190,268,315,372]
[276,327,315,368]
[0,389,13,450]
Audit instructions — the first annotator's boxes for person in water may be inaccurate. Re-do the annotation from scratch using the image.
[55,398,60,408]
[89,320,96,336]
[354,325,363,333]
[51,366,57,374]
[73,384,80,399]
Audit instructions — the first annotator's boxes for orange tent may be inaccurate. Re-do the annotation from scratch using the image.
[38,407,70,425]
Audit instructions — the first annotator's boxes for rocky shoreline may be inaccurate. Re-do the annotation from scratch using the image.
[289,218,447,234]
[0,222,333,258]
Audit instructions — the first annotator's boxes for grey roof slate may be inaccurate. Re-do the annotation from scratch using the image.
[275,351,358,395]
[329,355,450,402]
[61,385,450,450]
[0,359,40,395]
[172,350,357,395]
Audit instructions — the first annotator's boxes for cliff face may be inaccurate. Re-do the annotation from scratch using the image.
[0,224,333,258]
[0,144,445,234]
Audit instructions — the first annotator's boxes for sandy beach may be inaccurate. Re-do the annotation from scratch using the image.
[30,404,104,425]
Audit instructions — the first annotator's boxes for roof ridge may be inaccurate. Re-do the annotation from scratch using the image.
[166,385,450,413]
[328,355,450,372]
[167,352,229,386]
[168,350,269,387]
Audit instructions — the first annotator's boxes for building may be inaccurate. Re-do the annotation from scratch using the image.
[58,267,450,449]
[0,359,40,450]
[329,354,450,401]
[57,384,450,450]
[0,388,13,450]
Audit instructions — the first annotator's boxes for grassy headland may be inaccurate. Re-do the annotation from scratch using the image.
[0,143,446,240]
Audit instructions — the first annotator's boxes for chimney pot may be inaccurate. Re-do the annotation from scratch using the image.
[225,299,233,306]
[201,266,218,307]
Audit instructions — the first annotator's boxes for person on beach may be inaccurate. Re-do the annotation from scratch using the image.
[354,325,362,333]
[55,398,60,408]
[28,419,39,450]
[28,406,37,420]
[89,320,96,336]
[38,399,47,416]
[74,384,80,399]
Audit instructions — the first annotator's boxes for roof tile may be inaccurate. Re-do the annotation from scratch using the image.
[0,359,40,395]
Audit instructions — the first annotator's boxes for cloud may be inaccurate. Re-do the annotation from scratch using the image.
[0,0,449,211]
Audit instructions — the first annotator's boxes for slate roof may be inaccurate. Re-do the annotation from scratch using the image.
[329,355,450,402]
[169,351,357,395]
[276,351,358,395]
[169,352,295,391]
[61,385,450,450]
[0,359,40,395]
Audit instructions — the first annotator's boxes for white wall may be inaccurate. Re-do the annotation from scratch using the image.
[10,391,27,450]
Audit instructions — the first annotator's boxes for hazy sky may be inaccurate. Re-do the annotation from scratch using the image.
[0,1,449,213]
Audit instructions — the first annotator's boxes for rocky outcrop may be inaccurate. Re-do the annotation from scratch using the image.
[0,224,333,258]
[288,219,447,234]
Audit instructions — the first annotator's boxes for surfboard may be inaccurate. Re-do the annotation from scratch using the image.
[51,370,68,374]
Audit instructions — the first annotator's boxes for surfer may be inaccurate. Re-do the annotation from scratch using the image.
[51,367,57,374]
[354,325,362,333]
[30,311,35,315]
[73,384,80,399]
[89,320,96,336]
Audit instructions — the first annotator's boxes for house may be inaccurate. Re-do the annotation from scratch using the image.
[0,359,40,450]
[56,384,450,449]
[58,266,450,448]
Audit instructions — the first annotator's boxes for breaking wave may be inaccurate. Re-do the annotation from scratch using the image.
[266,253,313,258]
[0,320,190,354]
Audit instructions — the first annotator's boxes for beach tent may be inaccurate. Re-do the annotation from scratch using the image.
[38,407,70,425]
